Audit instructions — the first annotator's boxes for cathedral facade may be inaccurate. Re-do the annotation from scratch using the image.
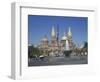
[40,26,73,56]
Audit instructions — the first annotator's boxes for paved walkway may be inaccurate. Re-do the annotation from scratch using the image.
[28,55,87,66]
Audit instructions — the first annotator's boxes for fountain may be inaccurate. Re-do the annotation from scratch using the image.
[63,39,72,57]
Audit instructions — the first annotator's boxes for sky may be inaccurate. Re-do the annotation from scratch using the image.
[28,15,88,45]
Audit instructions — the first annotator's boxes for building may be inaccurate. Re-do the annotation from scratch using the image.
[39,25,73,56]
[67,27,73,50]
[60,32,67,51]
[41,35,49,49]
[28,25,88,57]
[50,26,58,50]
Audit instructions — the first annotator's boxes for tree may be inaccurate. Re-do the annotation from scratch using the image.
[28,46,33,58]
[28,45,44,58]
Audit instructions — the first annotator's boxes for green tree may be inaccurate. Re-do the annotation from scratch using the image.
[28,45,44,58]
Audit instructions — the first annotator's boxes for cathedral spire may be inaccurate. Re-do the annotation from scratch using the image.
[68,27,72,37]
[51,26,56,38]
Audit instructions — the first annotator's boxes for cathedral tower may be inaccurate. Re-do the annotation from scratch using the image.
[51,26,58,52]
[41,35,49,49]
[67,27,73,50]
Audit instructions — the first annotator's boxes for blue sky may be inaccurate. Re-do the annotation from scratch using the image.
[28,15,88,45]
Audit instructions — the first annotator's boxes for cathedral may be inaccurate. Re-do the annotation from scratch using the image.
[40,25,73,56]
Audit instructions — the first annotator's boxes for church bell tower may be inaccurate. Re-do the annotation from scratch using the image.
[67,27,73,50]
[51,26,58,52]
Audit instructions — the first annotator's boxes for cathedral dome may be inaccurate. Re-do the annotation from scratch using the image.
[61,32,67,40]
[42,35,48,41]
[62,36,67,40]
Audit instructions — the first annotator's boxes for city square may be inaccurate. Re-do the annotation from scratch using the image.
[28,15,88,66]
